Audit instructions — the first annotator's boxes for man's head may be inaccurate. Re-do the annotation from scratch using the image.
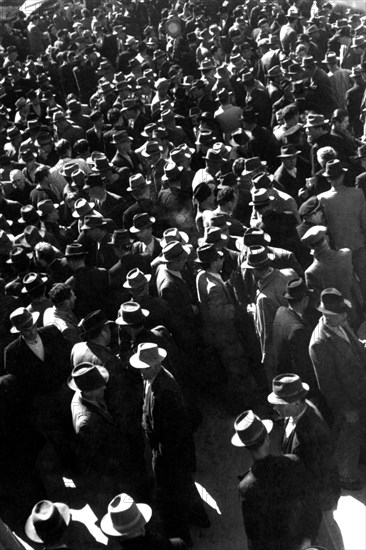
[78,309,114,345]
[323,159,347,186]
[304,113,329,145]
[129,342,167,381]
[161,240,189,272]
[48,282,76,311]
[231,410,272,455]
[317,287,351,326]
[10,307,39,341]
[283,277,309,312]
[316,146,337,169]
[68,362,108,400]
[268,373,309,418]
[278,144,300,171]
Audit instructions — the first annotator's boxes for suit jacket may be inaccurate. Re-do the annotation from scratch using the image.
[66,265,110,319]
[273,164,302,201]
[97,191,125,228]
[309,317,366,415]
[86,127,106,154]
[4,325,71,400]
[155,264,195,325]
[281,403,340,510]
[111,150,143,174]
[132,236,162,263]
[346,82,365,137]
[142,367,195,473]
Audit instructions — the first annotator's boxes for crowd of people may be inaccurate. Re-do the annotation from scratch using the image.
[1,0,366,548]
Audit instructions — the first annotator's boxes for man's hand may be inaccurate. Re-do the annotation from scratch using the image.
[345,410,359,424]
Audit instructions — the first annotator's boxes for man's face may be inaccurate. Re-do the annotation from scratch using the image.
[273,401,299,418]
[140,364,160,381]
[21,323,38,342]
[306,125,321,145]
[283,155,297,170]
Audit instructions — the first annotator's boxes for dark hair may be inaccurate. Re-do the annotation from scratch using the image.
[107,107,121,125]
[331,108,348,123]
[232,158,245,176]
[216,186,236,206]
[73,139,89,156]
[34,165,50,184]
[48,283,72,305]
[55,138,71,156]
[34,242,56,265]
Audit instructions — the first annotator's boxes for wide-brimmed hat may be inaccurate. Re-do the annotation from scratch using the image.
[36,199,59,218]
[208,212,232,229]
[161,240,190,263]
[130,342,167,369]
[130,213,155,233]
[231,410,273,447]
[21,272,48,294]
[64,243,87,258]
[351,144,366,160]
[25,500,71,544]
[267,65,282,79]
[249,188,274,207]
[200,226,228,245]
[78,309,114,338]
[317,288,352,315]
[141,141,163,157]
[112,130,132,144]
[127,173,149,193]
[10,307,39,334]
[67,362,109,391]
[351,36,366,48]
[109,229,132,247]
[195,130,215,145]
[301,225,327,248]
[242,245,274,269]
[304,113,329,127]
[161,161,183,182]
[278,144,301,158]
[350,65,363,78]
[239,228,271,249]
[93,156,112,172]
[323,159,347,178]
[18,205,40,225]
[283,278,309,300]
[123,268,151,289]
[6,246,32,265]
[268,373,309,405]
[81,215,108,231]
[242,157,266,176]
[115,302,149,325]
[230,128,249,147]
[59,161,79,178]
[121,98,140,112]
[199,59,216,71]
[323,51,338,64]
[84,173,104,189]
[195,243,223,265]
[160,228,189,248]
[100,493,152,538]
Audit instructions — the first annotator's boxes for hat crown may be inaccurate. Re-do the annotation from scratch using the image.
[196,243,219,264]
[284,277,307,300]
[23,272,46,290]
[279,144,299,156]
[162,228,181,244]
[246,245,270,267]
[323,159,344,178]
[162,240,186,261]
[250,187,271,204]
[9,246,29,263]
[252,174,271,190]
[144,141,161,155]
[271,373,308,402]
[135,343,163,365]
[108,494,142,531]
[71,362,108,391]
[83,215,105,228]
[31,500,66,538]
[73,198,93,217]
[110,229,130,246]
[132,213,153,230]
[243,228,268,246]
[244,157,262,172]
[305,113,327,126]
[20,204,39,223]
[209,213,228,228]
[204,226,223,243]
[79,309,109,335]
[319,287,350,314]
[10,306,35,331]
[125,269,149,288]
[233,410,266,446]
[118,301,146,324]
[129,173,147,190]
[65,243,86,257]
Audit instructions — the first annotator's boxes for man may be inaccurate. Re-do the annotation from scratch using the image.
[64,243,110,319]
[53,111,84,147]
[130,212,162,263]
[324,51,351,110]
[232,409,321,550]
[196,243,255,412]
[123,173,159,230]
[111,129,143,175]
[309,288,366,490]
[244,245,296,383]
[78,215,116,269]
[318,159,366,298]
[280,10,298,55]
[345,65,365,137]
[4,307,72,466]
[84,173,124,229]
[273,144,303,200]
[43,282,81,346]
[130,343,210,543]
[297,197,326,240]
[268,374,342,550]
[23,272,52,326]
[304,113,346,175]
[214,88,242,142]
[25,500,72,549]
[302,56,338,119]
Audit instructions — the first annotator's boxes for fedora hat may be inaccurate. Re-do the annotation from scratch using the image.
[130,213,155,233]
[304,113,329,127]
[241,228,271,249]
[351,144,366,160]
[127,173,149,193]
[302,56,316,69]
[130,342,167,369]
[298,196,321,217]
[161,240,190,263]
[10,307,39,334]
[72,198,96,219]
[242,157,266,176]
[242,245,274,269]
[159,109,175,123]
[123,268,151,289]
[121,98,139,112]
[68,362,109,391]
[278,144,301,158]
[350,65,363,78]
[200,226,228,245]
[231,410,273,447]
[267,65,282,79]
[351,36,365,48]
[25,500,70,544]
[112,130,132,144]
[109,229,132,247]
[141,123,157,138]
[22,272,48,294]
[161,161,183,182]
[18,205,40,225]
[93,156,112,172]
[0,229,14,247]
[317,287,352,315]
[283,277,309,300]
[59,162,79,178]
[64,243,87,258]
[84,173,104,189]
[52,110,66,123]
[195,243,223,265]
[195,130,215,145]
[141,141,163,157]
[101,493,152,538]
[81,215,108,231]
[20,149,36,163]
[229,128,249,147]
[78,309,113,338]
[268,373,309,405]
[249,188,274,207]
[37,199,59,218]
[170,148,190,165]
[160,228,189,248]
[199,59,216,71]
[323,159,347,178]
[208,212,231,229]
[115,301,149,325]
[241,69,255,83]
[301,225,327,248]
[323,51,338,64]
[6,246,32,265]
[204,149,223,163]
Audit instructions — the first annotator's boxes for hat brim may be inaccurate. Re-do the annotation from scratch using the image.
[10,310,40,333]
[278,150,301,158]
[323,167,348,178]
[249,196,275,206]
[100,503,152,537]
[115,308,150,325]
[304,119,329,128]
[25,502,71,544]
[231,419,273,447]
[161,244,191,262]
[21,276,48,294]
[267,383,309,405]
[316,298,352,315]
[67,365,109,391]
[130,217,155,233]
[130,347,167,368]
[72,202,95,218]
[242,252,275,269]
[123,274,152,289]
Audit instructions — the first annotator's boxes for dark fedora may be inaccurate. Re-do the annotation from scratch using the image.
[231,410,273,447]
[68,362,109,391]
[249,188,274,207]
[123,268,151,289]
[64,243,87,258]
[81,215,108,231]
[72,198,96,219]
[141,140,163,158]
[161,161,183,182]
[199,226,228,245]
[323,159,347,179]
[161,241,190,263]
[195,243,223,264]
[283,278,309,300]
[93,156,112,172]
[268,373,309,405]
[241,228,271,248]
[278,144,301,158]
[351,144,366,160]
[6,245,32,265]
[112,130,132,144]
[22,272,48,294]
[115,301,149,325]
[301,225,327,248]
[25,500,71,544]
[242,245,274,269]
[130,213,155,233]
[109,229,132,247]
[242,157,266,176]
[37,199,59,218]
[195,130,215,146]
[84,173,104,189]
[10,307,39,334]
[127,173,149,192]
[160,228,189,248]
[78,309,114,337]
[317,287,351,315]
[298,196,321,217]
[241,106,258,121]
[18,205,40,225]
[204,149,223,163]
[209,212,231,229]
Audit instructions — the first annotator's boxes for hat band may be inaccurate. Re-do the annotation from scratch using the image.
[110,509,142,532]
[237,424,265,445]
[273,386,306,399]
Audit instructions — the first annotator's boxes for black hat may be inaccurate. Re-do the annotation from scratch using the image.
[298,197,321,217]
[283,278,309,300]
[195,243,223,265]
[317,288,351,315]
[242,245,274,269]
[64,243,87,258]
[78,309,114,337]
